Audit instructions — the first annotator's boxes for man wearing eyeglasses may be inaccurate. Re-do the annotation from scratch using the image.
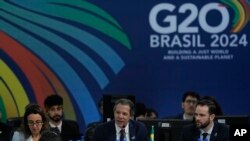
[164,91,200,120]
[44,94,80,141]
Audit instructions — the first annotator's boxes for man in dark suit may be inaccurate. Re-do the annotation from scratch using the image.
[0,110,13,141]
[0,120,13,141]
[44,94,81,141]
[92,98,149,141]
[181,99,229,141]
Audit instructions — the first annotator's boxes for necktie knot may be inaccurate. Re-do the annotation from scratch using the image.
[202,132,208,140]
[120,128,125,141]
[51,127,60,135]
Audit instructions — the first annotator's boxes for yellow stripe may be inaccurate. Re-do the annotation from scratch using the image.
[233,0,246,32]
[0,60,29,117]
[0,81,19,117]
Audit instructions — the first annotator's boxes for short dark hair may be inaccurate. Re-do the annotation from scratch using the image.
[146,108,158,118]
[201,96,223,115]
[135,102,146,117]
[182,91,200,102]
[113,98,135,116]
[44,94,63,108]
[196,99,217,115]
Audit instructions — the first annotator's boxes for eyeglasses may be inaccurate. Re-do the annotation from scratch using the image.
[27,120,43,126]
[185,100,197,104]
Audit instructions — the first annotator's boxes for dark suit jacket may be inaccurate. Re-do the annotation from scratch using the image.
[0,122,13,141]
[181,122,229,141]
[92,120,149,141]
[50,120,80,141]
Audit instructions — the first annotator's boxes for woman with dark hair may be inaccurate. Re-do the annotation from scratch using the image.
[12,104,49,141]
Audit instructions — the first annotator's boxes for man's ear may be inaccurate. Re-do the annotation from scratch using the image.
[210,114,215,121]
[181,102,184,109]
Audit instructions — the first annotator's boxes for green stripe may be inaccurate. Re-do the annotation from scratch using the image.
[47,3,131,49]
[48,0,121,28]
[0,96,7,123]
[221,0,239,26]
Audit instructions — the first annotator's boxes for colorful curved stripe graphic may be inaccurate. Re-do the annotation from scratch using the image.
[221,0,250,32]
[0,0,131,128]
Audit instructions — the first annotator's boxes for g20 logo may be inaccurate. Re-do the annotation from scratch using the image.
[149,3,230,34]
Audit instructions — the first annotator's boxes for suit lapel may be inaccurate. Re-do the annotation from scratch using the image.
[111,123,116,141]
[108,121,116,141]
[194,128,201,140]
[210,122,219,141]
[60,121,64,135]
[129,121,136,141]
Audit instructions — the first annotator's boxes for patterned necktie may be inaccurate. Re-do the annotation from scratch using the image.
[202,132,208,141]
[51,127,60,135]
[120,128,125,141]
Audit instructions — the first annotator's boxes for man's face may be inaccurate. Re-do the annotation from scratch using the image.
[195,105,214,129]
[114,103,131,128]
[182,96,198,115]
[47,105,63,123]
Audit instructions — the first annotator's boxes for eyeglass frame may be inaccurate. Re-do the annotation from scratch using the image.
[184,99,198,105]
[27,120,44,126]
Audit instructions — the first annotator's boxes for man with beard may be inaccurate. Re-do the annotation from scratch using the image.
[44,94,80,141]
[181,99,229,141]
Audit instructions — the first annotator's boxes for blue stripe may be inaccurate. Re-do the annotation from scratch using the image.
[0,10,109,89]
[3,1,125,74]
[1,21,100,125]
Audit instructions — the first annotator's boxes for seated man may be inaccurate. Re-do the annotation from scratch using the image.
[44,94,81,141]
[165,91,200,120]
[0,111,13,141]
[181,99,229,141]
[92,98,149,141]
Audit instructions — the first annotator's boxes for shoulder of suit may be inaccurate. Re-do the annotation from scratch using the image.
[63,120,78,125]
[215,122,229,130]
[62,120,79,129]
[129,119,147,129]
[63,119,77,123]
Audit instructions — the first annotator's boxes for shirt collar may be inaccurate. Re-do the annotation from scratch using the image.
[49,121,62,132]
[200,122,214,135]
[115,122,129,134]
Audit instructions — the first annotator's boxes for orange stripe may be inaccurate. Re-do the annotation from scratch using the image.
[0,32,76,120]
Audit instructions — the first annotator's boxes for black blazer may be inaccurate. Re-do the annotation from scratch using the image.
[181,122,229,141]
[50,120,80,141]
[92,120,149,141]
[0,122,13,141]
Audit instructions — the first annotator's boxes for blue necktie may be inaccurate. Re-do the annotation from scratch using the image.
[202,133,208,141]
[120,129,125,141]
